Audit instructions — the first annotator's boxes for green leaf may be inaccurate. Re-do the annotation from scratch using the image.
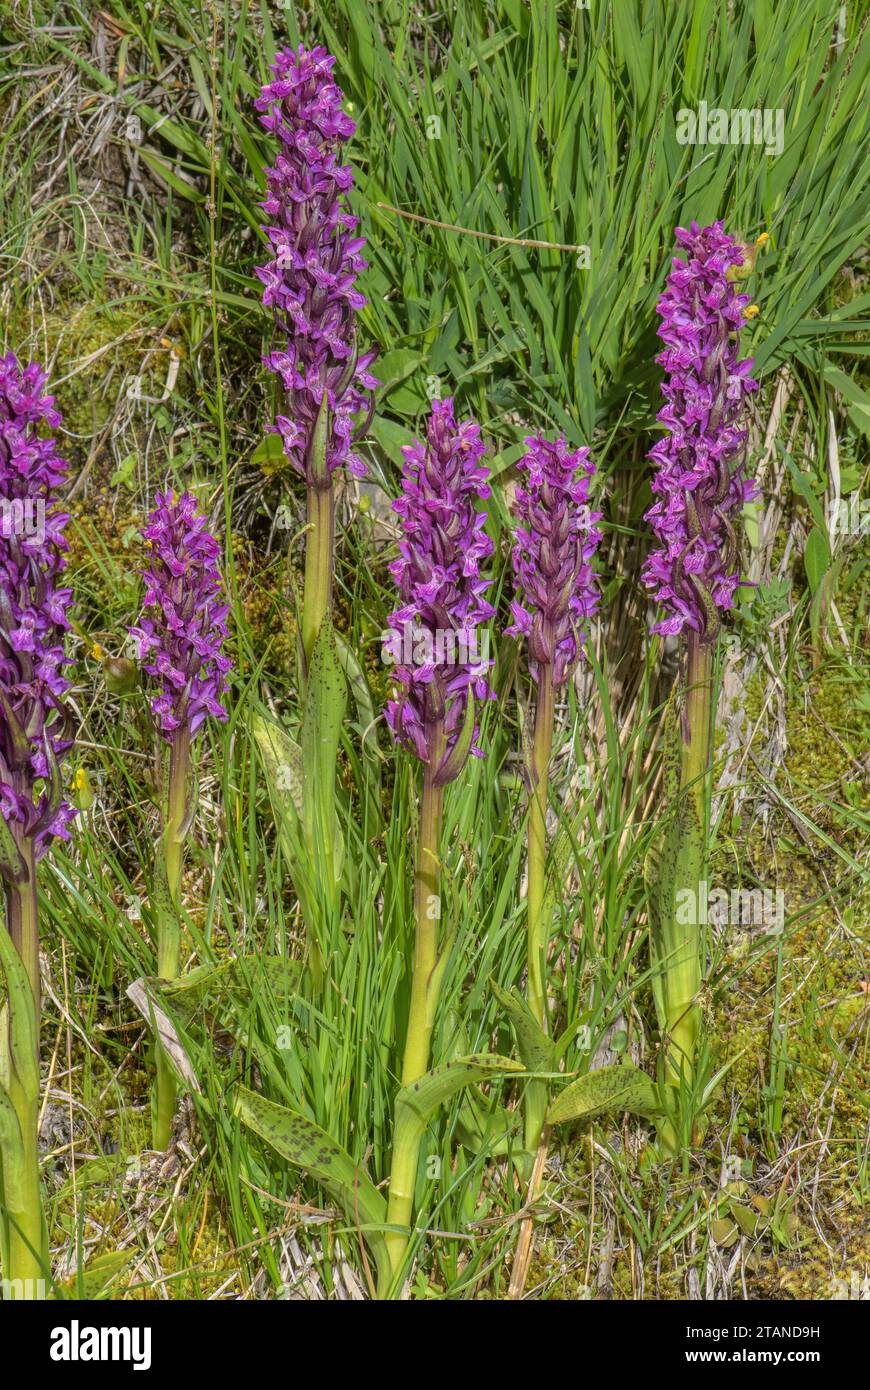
[443,1012,524,1163]
[138,147,204,202]
[235,1086,390,1290]
[490,979,553,1073]
[161,955,302,1004]
[251,433,287,468]
[150,841,179,974]
[0,814,27,886]
[0,921,39,1101]
[109,454,137,489]
[252,711,323,978]
[547,1063,661,1125]
[730,1201,760,1238]
[301,616,347,891]
[252,713,303,825]
[0,1081,26,1210]
[395,1054,524,1128]
[376,347,426,393]
[333,630,383,834]
[710,1217,740,1248]
[804,527,831,596]
[433,689,475,786]
[52,1250,137,1301]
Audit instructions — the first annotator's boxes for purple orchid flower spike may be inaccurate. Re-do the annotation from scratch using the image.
[504,432,601,1185]
[385,397,494,785]
[254,43,378,664]
[129,489,231,1149]
[255,43,378,485]
[130,490,231,742]
[642,222,761,1138]
[382,397,495,1289]
[641,220,759,643]
[0,353,75,863]
[0,352,75,1298]
[507,434,602,688]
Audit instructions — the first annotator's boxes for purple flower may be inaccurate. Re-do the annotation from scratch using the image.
[506,435,602,686]
[255,44,377,486]
[130,492,231,740]
[642,220,759,640]
[0,353,75,857]
[385,399,494,782]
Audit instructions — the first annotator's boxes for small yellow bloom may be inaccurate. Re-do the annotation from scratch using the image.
[743,304,760,319]
[755,232,770,248]
[90,642,106,661]
[73,767,95,810]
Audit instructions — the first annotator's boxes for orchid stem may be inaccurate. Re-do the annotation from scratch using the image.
[154,729,189,1150]
[383,735,444,1294]
[525,662,554,1153]
[301,482,335,669]
[4,840,46,1298]
[665,633,712,1103]
[508,665,555,1299]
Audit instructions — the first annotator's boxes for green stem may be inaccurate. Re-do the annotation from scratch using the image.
[4,841,46,1298]
[154,730,189,1150]
[665,632,713,1091]
[525,662,554,1153]
[301,483,335,669]
[383,733,444,1292]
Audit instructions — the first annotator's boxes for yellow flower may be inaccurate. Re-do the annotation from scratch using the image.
[743,304,760,320]
[727,231,769,281]
[91,642,106,660]
[73,767,95,810]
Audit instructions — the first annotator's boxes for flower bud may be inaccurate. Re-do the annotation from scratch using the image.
[102,655,138,695]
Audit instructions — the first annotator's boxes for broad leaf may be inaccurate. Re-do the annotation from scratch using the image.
[161,955,302,1003]
[395,1054,524,1128]
[252,713,304,825]
[235,1086,390,1291]
[490,979,553,1073]
[547,1063,661,1125]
